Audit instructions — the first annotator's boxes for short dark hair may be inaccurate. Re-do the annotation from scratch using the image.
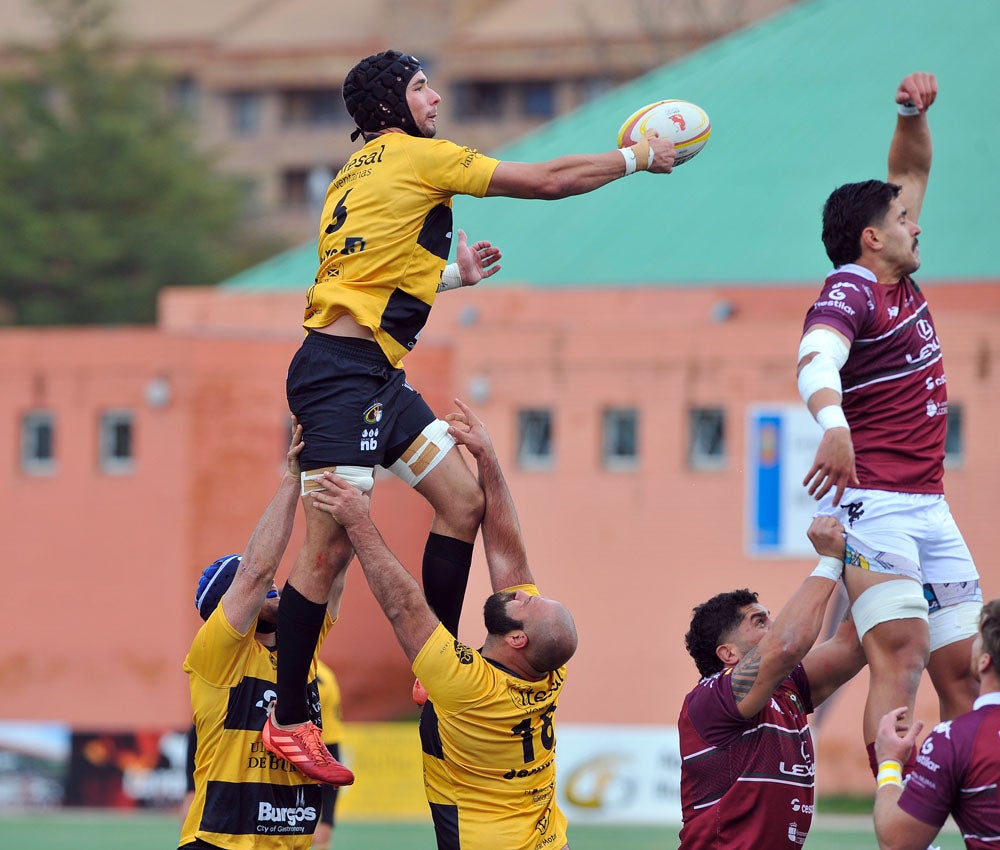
[821,179,902,267]
[685,589,759,678]
[981,598,1000,671]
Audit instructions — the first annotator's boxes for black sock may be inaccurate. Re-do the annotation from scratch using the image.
[422,533,475,635]
[274,582,327,726]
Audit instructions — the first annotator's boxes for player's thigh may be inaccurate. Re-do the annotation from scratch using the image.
[414,444,484,523]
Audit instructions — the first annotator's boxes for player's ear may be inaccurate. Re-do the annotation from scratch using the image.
[716,642,739,667]
[506,631,527,650]
[861,225,881,252]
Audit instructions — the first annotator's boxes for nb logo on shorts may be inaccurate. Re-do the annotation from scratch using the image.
[360,428,379,452]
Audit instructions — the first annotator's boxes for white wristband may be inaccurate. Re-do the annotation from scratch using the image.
[816,405,850,431]
[618,146,637,176]
[811,555,844,582]
[897,101,920,117]
[437,263,462,292]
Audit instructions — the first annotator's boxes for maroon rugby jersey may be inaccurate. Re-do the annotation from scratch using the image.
[678,665,815,849]
[803,266,947,493]
[898,698,1000,849]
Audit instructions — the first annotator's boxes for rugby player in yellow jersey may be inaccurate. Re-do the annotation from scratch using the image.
[265,48,676,784]
[310,400,578,850]
[179,419,353,850]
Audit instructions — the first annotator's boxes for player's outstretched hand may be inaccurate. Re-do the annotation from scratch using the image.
[311,472,371,529]
[874,705,925,766]
[445,398,494,460]
[456,229,502,287]
[803,428,859,506]
[896,72,937,112]
[807,515,847,560]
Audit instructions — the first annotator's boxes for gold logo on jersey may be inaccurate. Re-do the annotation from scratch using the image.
[363,403,383,424]
[453,640,474,665]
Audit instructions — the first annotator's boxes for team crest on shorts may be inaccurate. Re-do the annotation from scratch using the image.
[363,402,383,424]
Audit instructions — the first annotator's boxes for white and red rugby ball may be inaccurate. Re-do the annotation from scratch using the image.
[616,99,711,166]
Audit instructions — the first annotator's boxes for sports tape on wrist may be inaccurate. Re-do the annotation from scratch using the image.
[811,554,844,582]
[816,405,850,431]
[618,146,637,176]
[437,263,462,292]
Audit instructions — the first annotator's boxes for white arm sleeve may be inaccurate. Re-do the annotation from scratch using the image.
[797,328,850,405]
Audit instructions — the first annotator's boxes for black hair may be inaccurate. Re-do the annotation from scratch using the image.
[821,179,902,267]
[684,588,759,678]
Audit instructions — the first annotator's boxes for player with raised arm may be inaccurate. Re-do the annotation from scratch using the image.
[309,400,578,850]
[679,516,867,849]
[265,48,674,783]
[796,71,982,777]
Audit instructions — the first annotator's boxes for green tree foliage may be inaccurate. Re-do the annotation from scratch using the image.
[0,0,262,325]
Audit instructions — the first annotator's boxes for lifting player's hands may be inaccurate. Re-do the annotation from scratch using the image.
[874,705,925,767]
[803,428,859,507]
[455,229,502,287]
[286,415,304,478]
[806,514,847,561]
[311,472,372,529]
[445,398,494,461]
[896,71,937,112]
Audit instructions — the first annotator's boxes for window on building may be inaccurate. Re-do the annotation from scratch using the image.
[602,407,639,469]
[688,407,726,469]
[519,81,556,118]
[281,88,346,127]
[170,75,200,119]
[945,402,964,468]
[517,409,553,469]
[452,81,505,119]
[100,410,134,474]
[227,90,262,135]
[21,411,56,475]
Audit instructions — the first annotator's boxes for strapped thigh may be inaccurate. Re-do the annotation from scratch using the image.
[851,579,928,642]
[388,419,455,487]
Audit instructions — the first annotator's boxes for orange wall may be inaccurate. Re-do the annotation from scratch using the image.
[2,279,996,794]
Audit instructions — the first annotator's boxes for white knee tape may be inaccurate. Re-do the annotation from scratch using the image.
[929,600,983,653]
[852,579,928,642]
[388,419,455,487]
[300,465,375,496]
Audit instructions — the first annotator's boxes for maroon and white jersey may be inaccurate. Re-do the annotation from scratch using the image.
[803,265,947,494]
[678,665,816,849]
[898,695,1000,849]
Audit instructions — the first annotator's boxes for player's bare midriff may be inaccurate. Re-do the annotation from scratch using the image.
[317,313,375,340]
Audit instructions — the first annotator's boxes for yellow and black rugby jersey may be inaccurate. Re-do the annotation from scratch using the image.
[413,585,569,850]
[316,659,343,746]
[305,133,500,368]
[179,608,333,850]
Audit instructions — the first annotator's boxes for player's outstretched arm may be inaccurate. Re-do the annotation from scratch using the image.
[730,516,846,719]
[221,418,304,634]
[485,132,674,200]
[310,473,438,662]
[446,399,534,592]
[888,71,936,225]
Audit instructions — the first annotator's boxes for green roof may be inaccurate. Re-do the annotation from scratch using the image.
[224,0,1000,291]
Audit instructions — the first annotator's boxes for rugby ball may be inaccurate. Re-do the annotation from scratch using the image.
[616,100,711,166]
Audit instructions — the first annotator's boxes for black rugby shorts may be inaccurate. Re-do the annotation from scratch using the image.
[286,331,436,471]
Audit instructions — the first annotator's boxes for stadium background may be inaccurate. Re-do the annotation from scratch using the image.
[1,0,997,837]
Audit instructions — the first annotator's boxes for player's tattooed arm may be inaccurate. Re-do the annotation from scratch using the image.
[730,647,763,704]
